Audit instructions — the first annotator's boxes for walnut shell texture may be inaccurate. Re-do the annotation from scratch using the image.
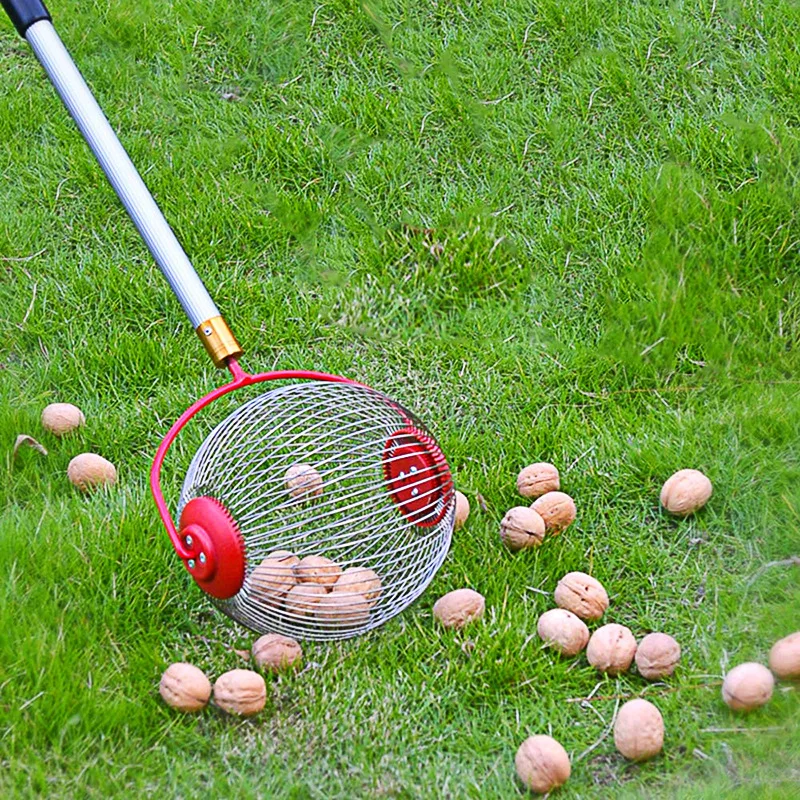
[250,556,297,604]
[213,669,267,716]
[67,453,117,492]
[614,699,664,761]
[537,608,590,657]
[252,633,303,672]
[455,491,470,530]
[554,572,609,621]
[660,469,713,517]
[433,588,485,629]
[514,734,571,794]
[285,463,323,500]
[295,555,342,587]
[531,491,576,534]
[500,506,546,551]
[516,462,560,499]
[315,592,371,627]
[332,566,382,606]
[769,632,800,680]
[635,633,681,680]
[159,662,211,713]
[41,402,85,436]
[283,583,328,617]
[586,624,637,675]
[722,662,774,711]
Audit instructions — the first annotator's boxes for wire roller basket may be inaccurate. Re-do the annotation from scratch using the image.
[175,380,455,640]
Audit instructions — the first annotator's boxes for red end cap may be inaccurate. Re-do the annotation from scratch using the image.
[178,496,246,599]
[383,427,453,527]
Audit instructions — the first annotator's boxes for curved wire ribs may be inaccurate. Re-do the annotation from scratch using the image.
[177,381,455,640]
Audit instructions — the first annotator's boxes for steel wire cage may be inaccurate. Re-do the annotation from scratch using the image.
[176,380,455,640]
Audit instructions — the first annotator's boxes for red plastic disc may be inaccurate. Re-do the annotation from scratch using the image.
[383,427,452,527]
[178,496,246,599]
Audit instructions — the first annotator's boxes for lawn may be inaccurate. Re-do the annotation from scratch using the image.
[2,0,799,796]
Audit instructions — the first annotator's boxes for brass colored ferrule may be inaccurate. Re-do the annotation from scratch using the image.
[196,316,243,368]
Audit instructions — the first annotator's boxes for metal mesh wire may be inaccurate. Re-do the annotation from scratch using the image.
[177,381,455,640]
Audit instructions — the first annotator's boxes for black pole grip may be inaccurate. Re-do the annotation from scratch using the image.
[1,0,50,37]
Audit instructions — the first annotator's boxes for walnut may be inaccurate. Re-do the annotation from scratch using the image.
[660,469,713,517]
[554,572,609,621]
[500,507,545,551]
[635,633,681,680]
[613,699,664,761]
[455,491,470,529]
[67,453,117,491]
[432,588,485,629]
[250,556,297,605]
[332,566,382,607]
[722,662,774,711]
[41,402,85,436]
[531,491,576,534]
[536,609,589,656]
[516,462,560,499]
[252,633,303,672]
[514,735,571,794]
[315,592,371,627]
[586,624,637,675]
[769,632,800,680]
[158,662,211,712]
[283,583,328,617]
[213,669,267,716]
[285,463,323,500]
[295,555,342,587]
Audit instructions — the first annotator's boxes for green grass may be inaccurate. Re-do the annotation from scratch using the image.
[2,0,799,796]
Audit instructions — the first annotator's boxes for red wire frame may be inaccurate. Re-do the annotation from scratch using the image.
[149,358,360,560]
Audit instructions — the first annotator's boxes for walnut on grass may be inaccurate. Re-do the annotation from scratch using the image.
[42,402,85,436]
[553,572,609,621]
[769,632,800,680]
[516,462,559,499]
[455,491,470,529]
[614,699,664,761]
[433,589,485,630]
[536,609,589,657]
[67,453,117,491]
[660,469,712,517]
[252,633,303,673]
[586,624,637,675]
[514,735,571,794]
[500,506,545,551]
[159,663,211,713]
[635,633,681,680]
[722,663,774,711]
[213,669,267,716]
[531,491,576,534]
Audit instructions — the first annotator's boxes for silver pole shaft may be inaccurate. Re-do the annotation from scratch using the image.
[25,20,220,329]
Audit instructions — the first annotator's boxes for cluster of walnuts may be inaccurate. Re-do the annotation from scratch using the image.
[434,461,800,795]
[433,464,576,630]
[159,632,304,717]
[251,549,382,628]
[234,463,384,629]
[536,570,679,770]
[503,463,577,550]
[432,462,681,790]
